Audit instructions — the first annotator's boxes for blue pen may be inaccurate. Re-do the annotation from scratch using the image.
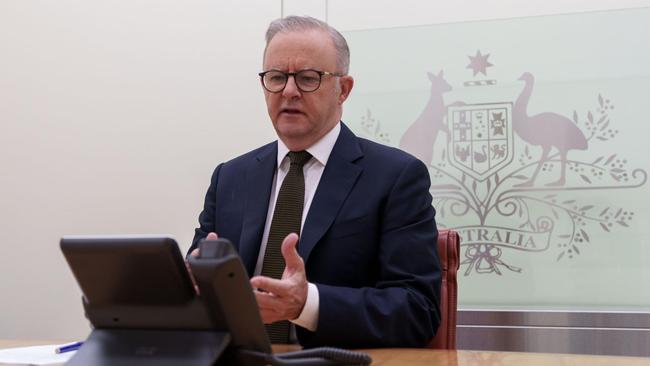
[55,341,83,354]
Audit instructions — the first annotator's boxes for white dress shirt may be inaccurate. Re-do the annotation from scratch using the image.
[253,122,341,332]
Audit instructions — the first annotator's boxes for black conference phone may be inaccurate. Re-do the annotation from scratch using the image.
[60,235,371,366]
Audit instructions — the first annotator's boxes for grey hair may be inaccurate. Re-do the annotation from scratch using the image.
[264,15,350,74]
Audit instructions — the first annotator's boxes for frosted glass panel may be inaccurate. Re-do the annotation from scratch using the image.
[342,8,650,310]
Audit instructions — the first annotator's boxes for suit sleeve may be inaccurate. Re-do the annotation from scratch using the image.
[187,164,223,256]
[298,158,441,348]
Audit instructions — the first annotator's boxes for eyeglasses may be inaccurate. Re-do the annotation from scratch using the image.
[258,69,344,93]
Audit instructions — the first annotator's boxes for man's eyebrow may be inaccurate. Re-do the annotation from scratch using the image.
[262,67,322,73]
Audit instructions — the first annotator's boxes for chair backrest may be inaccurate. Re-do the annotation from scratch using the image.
[428,229,460,349]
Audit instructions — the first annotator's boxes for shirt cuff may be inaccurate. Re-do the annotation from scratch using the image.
[290,282,319,331]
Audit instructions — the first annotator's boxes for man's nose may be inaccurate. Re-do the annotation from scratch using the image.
[282,75,301,98]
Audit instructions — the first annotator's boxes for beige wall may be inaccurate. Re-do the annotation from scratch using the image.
[1,0,648,340]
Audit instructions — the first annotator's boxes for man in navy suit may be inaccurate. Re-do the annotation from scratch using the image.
[189,16,441,348]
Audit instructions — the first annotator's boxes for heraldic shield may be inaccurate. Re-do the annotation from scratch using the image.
[447,102,514,181]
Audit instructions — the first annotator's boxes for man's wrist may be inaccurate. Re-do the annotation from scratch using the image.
[290,282,319,331]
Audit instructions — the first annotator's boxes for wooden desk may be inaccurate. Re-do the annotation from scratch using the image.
[2,340,650,366]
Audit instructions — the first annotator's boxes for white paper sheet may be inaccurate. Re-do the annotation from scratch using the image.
[0,344,75,365]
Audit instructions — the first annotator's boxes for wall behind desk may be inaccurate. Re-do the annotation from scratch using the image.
[0,0,278,339]
[1,0,648,341]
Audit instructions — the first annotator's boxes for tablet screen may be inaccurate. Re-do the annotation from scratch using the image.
[61,235,195,306]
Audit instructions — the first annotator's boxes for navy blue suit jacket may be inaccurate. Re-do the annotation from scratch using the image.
[190,123,441,348]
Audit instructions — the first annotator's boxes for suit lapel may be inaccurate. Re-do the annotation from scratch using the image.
[299,124,363,262]
[238,143,277,275]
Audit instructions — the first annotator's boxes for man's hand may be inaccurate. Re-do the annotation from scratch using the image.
[190,232,218,257]
[250,233,308,324]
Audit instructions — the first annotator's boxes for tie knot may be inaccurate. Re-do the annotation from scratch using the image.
[288,151,312,167]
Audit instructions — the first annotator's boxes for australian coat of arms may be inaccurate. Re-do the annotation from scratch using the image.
[360,50,648,276]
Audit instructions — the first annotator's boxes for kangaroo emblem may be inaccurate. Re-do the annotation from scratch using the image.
[399,70,452,165]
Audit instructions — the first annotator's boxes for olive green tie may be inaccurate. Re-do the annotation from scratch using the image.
[262,150,312,343]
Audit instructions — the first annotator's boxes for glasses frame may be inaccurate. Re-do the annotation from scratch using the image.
[258,69,345,93]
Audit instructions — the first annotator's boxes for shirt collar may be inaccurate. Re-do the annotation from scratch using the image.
[276,122,341,167]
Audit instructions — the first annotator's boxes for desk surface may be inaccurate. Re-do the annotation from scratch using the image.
[2,340,650,366]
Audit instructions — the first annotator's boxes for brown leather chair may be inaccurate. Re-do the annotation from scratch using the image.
[428,229,461,349]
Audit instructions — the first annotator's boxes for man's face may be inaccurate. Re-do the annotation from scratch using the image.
[262,29,353,151]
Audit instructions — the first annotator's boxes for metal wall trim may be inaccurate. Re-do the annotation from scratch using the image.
[456,310,650,357]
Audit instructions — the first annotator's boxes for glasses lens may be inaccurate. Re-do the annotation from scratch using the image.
[295,70,321,92]
[263,71,287,92]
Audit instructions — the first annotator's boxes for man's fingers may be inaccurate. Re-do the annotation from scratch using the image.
[254,290,284,309]
[250,276,291,296]
[250,233,307,323]
[253,288,287,323]
[281,233,303,271]
[191,232,218,257]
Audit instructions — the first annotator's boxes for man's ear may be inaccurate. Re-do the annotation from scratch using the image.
[337,75,354,104]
